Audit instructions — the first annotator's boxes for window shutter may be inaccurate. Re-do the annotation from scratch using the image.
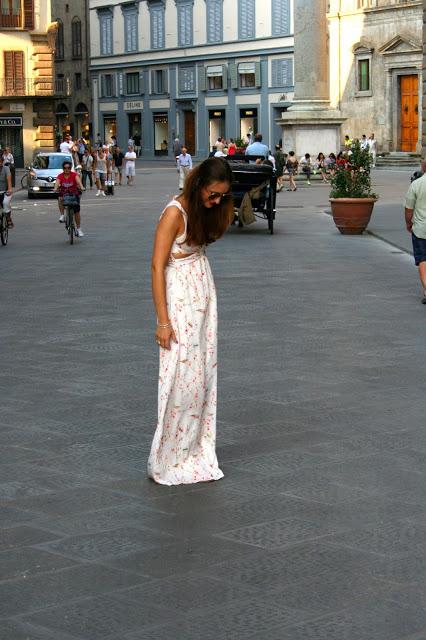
[139,71,144,94]
[239,0,255,39]
[163,70,168,94]
[221,64,228,90]
[272,0,290,37]
[198,66,206,91]
[23,0,34,29]
[271,59,293,87]
[151,6,165,49]
[101,75,106,97]
[178,3,193,46]
[207,0,222,43]
[150,70,155,93]
[254,61,261,87]
[4,51,25,93]
[118,72,124,95]
[229,63,238,89]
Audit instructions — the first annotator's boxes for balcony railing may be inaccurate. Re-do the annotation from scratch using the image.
[0,78,71,97]
[0,13,22,28]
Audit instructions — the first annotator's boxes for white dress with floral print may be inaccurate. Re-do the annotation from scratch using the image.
[148,201,224,486]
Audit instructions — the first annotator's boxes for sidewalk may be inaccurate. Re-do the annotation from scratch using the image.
[2,169,426,639]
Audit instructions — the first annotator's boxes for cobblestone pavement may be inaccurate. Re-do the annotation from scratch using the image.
[1,165,426,639]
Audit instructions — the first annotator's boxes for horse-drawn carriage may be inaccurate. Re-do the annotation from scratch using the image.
[225,154,277,235]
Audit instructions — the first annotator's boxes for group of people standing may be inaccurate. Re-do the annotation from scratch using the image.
[59,134,137,195]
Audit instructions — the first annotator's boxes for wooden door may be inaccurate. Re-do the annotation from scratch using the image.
[184,111,195,155]
[400,75,419,152]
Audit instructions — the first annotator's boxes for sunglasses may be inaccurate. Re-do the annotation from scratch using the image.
[207,190,231,201]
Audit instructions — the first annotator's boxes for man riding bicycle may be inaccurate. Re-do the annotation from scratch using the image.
[0,154,13,228]
[55,160,85,237]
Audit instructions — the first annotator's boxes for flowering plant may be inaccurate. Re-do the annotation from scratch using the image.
[330,141,377,199]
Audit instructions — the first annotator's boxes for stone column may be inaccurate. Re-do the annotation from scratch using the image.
[277,0,345,156]
[290,0,329,110]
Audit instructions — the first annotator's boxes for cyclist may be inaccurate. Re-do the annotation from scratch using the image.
[0,154,13,228]
[55,160,85,237]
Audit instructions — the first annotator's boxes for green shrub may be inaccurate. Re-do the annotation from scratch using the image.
[330,141,377,199]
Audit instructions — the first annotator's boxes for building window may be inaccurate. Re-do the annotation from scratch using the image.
[271,58,293,87]
[55,18,64,60]
[206,65,225,90]
[75,72,82,90]
[238,62,256,88]
[206,0,222,44]
[3,50,25,94]
[149,1,165,49]
[358,59,370,91]
[99,8,113,56]
[122,4,138,52]
[101,74,114,97]
[179,66,195,93]
[176,0,193,47]
[238,0,255,40]
[151,68,167,94]
[0,0,21,27]
[71,17,82,59]
[126,72,139,94]
[271,0,290,37]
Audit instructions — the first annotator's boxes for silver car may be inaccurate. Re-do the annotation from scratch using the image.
[27,152,76,198]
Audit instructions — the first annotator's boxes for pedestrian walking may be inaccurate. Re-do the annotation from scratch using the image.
[173,136,182,158]
[273,144,286,192]
[0,154,13,228]
[404,161,426,304]
[368,133,377,167]
[2,147,15,187]
[124,145,137,185]
[112,146,124,185]
[81,148,94,189]
[148,157,234,485]
[177,146,192,190]
[286,151,298,191]
[93,147,109,196]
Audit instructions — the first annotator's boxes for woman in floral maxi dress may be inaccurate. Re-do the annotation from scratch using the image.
[148,158,234,485]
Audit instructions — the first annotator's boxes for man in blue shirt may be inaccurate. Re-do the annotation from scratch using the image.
[245,133,269,159]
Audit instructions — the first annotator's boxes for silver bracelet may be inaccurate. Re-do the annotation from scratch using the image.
[157,321,172,329]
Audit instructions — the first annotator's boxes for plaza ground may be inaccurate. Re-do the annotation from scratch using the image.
[1,165,426,639]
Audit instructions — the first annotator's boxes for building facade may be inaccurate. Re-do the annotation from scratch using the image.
[52,0,92,142]
[422,0,426,157]
[0,0,61,166]
[327,0,422,154]
[89,0,295,157]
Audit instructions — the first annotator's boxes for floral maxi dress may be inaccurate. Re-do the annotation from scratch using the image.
[147,201,224,485]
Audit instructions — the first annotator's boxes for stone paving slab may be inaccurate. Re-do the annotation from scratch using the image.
[1,167,426,638]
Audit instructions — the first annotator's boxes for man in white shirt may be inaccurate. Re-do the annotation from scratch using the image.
[60,135,74,154]
[177,146,192,189]
[124,145,137,185]
[368,133,377,167]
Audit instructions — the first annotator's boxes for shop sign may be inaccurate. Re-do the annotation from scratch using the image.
[125,101,143,111]
[9,103,25,112]
[0,116,23,127]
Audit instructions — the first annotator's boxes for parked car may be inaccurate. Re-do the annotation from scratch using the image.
[27,152,78,198]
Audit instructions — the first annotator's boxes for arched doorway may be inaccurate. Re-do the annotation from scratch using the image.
[74,103,90,140]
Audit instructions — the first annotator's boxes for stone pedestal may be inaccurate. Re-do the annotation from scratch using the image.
[278,0,345,156]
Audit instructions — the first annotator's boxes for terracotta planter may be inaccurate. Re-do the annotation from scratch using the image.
[329,197,376,235]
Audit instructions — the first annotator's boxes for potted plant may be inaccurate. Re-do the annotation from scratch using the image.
[329,141,378,235]
[234,137,247,154]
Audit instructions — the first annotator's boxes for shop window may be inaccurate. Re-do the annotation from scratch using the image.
[122,4,138,53]
[151,68,168,94]
[71,17,82,59]
[149,1,165,49]
[271,58,293,87]
[205,0,222,44]
[238,0,255,40]
[176,0,193,46]
[178,66,195,93]
[101,73,114,97]
[55,18,64,60]
[98,8,113,56]
[271,0,290,37]
[126,72,139,95]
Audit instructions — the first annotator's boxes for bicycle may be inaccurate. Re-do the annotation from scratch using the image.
[63,194,79,245]
[0,201,8,246]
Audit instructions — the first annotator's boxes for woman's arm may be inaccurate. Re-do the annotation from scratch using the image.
[152,207,182,350]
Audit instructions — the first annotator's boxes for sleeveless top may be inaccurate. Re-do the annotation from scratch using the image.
[95,153,107,173]
[161,199,203,256]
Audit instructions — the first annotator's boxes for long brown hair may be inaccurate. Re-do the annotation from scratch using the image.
[181,158,234,246]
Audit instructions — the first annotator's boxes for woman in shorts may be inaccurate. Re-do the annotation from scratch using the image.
[93,148,108,196]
